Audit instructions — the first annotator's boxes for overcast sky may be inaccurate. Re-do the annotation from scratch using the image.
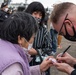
[11,0,76,8]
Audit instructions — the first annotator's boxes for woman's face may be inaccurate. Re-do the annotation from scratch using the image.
[32,11,42,24]
[32,11,42,19]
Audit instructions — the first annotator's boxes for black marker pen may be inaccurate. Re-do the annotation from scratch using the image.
[61,45,71,57]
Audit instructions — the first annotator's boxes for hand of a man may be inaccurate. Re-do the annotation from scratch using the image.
[56,52,76,66]
[53,62,74,75]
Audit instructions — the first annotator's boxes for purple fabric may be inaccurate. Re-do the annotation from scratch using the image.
[30,65,45,75]
[0,39,31,75]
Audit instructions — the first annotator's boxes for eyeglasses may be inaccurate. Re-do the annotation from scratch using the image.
[59,14,68,35]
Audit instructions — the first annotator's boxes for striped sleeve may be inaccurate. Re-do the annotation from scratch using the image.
[33,26,52,55]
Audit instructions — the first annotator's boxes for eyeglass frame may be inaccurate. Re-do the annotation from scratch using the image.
[59,14,68,35]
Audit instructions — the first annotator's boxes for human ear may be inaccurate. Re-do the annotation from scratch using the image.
[64,19,73,27]
[18,35,22,46]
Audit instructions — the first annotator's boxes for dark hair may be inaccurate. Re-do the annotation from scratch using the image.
[50,2,75,23]
[17,6,25,12]
[25,1,45,25]
[0,12,38,44]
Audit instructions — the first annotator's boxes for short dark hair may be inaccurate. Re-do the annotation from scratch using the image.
[25,1,45,25]
[0,12,38,44]
[50,2,75,23]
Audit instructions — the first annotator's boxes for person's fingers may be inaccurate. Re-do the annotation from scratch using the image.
[53,62,60,67]
[56,52,69,58]
[46,56,54,60]
[46,59,53,64]
[56,53,62,57]
[48,63,54,68]
[56,56,67,61]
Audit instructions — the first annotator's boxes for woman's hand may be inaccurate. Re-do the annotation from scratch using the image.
[40,56,54,72]
[28,48,37,55]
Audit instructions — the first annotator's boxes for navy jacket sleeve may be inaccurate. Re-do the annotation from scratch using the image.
[71,70,76,75]
[71,64,76,75]
[74,64,76,69]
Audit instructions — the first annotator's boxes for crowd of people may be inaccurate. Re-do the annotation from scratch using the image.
[0,1,76,75]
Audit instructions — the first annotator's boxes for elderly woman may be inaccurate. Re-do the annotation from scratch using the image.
[0,12,53,75]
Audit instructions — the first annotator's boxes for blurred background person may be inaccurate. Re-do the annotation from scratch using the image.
[50,23,58,55]
[48,18,58,55]
[0,2,10,22]
[17,6,25,12]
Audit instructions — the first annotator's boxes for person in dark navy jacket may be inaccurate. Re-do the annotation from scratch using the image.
[0,2,10,22]
[50,2,76,75]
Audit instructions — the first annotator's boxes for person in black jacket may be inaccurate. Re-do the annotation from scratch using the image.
[50,2,76,75]
[0,2,10,22]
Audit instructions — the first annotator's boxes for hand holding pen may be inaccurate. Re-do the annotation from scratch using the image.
[56,45,76,67]
[56,45,71,63]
